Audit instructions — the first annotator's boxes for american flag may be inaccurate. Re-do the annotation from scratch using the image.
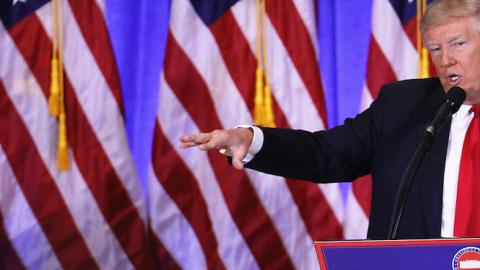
[344,0,434,239]
[0,0,432,269]
[151,0,344,269]
[0,0,154,269]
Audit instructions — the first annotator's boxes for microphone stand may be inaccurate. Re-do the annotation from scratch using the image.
[387,131,434,240]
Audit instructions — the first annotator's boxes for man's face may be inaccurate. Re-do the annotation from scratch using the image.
[425,16,480,104]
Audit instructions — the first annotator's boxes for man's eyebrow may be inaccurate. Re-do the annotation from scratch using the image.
[424,35,466,47]
[447,35,466,43]
[424,41,440,47]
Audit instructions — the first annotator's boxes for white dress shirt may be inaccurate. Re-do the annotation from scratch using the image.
[229,104,474,237]
[442,104,473,237]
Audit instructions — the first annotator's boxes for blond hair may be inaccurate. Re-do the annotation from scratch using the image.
[420,0,480,34]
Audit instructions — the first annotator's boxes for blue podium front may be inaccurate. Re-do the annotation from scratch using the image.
[315,238,480,270]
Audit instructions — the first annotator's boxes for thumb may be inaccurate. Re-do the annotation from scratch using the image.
[231,146,248,170]
[232,155,245,170]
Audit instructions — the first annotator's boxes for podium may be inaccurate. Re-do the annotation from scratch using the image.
[315,238,480,269]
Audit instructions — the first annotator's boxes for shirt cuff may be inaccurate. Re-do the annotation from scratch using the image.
[219,125,264,163]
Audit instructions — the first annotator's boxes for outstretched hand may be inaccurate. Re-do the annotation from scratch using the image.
[179,128,254,169]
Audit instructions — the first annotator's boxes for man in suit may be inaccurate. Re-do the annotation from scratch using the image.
[180,0,480,239]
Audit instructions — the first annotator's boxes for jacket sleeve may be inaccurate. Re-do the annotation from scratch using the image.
[245,89,387,183]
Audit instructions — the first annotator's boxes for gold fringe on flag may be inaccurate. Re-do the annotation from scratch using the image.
[417,0,430,78]
[254,66,265,123]
[49,57,60,116]
[254,0,265,125]
[57,113,70,170]
[49,0,60,116]
[50,0,70,170]
[254,0,275,127]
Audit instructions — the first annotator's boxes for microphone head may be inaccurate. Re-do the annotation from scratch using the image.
[446,87,466,114]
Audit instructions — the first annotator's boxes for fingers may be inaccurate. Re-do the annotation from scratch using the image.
[179,140,201,148]
[179,129,251,170]
[179,131,226,151]
[179,133,212,149]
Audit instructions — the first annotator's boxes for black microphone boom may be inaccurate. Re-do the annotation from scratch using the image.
[387,86,466,240]
[426,86,466,135]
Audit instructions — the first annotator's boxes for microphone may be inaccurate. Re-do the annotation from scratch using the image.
[426,87,466,135]
[387,86,466,240]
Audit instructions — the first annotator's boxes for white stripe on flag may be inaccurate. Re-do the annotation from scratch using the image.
[147,167,207,270]
[371,0,418,80]
[0,145,61,270]
[163,1,348,269]
[343,188,369,239]
[264,15,344,226]
[93,0,105,14]
[344,86,374,239]
[168,2,339,267]
[360,85,375,111]
[169,0,253,127]
[291,0,320,60]
[0,22,135,269]
[231,0,326,132]
[244,170,320,270]
[157,74,260,270]
[265,16,326,132]
[36,2,146,220]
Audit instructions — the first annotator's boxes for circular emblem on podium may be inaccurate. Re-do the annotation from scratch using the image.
[452,246,480,270]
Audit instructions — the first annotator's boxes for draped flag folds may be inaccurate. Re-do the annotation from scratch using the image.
[0,0,154,269]
[344,0,435,239]
[150,0,344,269]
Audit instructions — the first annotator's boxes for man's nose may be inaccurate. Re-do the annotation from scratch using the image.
[440,49,456,68]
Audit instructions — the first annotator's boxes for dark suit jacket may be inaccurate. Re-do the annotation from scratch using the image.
[246,78,452,239]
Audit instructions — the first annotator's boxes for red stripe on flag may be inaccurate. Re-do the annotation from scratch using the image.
[164,32,295,269]
[365,37,397,99]
[64,76,153,270]
[352,175,372,217]
[272,97,344,240]
[266,0,328,127]
[0,81,100,269]
[67,0,125,116]
[209,10,255,113]
[9,16,51,92]
[150,226,181,270]
[152,123,227,269]
[209,12,344,241]
[286,180,344,239]
[271,94,344,240]
[402,16,438,78]
[403,16,417,49]
[9,15,154,270]
[0,212,26,270]
[357,37,397,222]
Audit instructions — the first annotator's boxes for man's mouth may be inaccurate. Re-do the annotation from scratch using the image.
[448,74,461,85]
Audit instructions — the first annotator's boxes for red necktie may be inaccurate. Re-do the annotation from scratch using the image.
[454,104,480,237]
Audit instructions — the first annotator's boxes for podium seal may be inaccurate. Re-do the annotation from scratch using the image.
[452,246,480,270]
